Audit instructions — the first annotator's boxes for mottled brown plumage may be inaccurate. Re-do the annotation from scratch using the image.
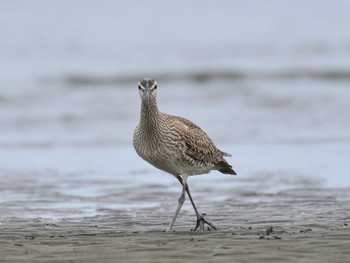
[133,78,236,232]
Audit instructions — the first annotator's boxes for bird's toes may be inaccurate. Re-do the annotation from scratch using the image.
[192,214,217,231]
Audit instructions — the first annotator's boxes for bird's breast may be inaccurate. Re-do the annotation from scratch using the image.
[133,128,182,174]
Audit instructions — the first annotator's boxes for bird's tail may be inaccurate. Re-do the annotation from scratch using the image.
[216,160,237,175]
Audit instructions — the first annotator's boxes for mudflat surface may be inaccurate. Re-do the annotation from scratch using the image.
[1,186,350,263]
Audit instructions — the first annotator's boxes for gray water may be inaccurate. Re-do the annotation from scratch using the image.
[1,0,350,219]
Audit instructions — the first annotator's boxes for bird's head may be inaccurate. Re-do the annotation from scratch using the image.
[138,78,158,109]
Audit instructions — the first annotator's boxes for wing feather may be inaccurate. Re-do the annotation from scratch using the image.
[163,114,226,164]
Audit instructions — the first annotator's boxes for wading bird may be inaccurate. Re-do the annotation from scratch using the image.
[133,78,236,232]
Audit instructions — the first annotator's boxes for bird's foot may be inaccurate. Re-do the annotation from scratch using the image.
[193,214,217,231]
[165,226,173,232]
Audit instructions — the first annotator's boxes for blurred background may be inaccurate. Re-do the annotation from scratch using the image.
[1,0,350,219]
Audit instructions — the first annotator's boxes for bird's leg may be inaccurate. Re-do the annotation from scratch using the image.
[187,186,217,231]
[166,176,187,232]
[176,176,217,231]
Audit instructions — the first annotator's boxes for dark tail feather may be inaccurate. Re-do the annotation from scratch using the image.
[216,161,237,175]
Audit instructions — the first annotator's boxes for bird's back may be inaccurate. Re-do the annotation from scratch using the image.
[162,113,235,175]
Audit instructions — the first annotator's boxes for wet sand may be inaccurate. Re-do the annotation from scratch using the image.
[1,186,349,263]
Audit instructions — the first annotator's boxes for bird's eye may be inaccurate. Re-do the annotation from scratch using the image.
[153,85,157,89]
[138,85,142,90]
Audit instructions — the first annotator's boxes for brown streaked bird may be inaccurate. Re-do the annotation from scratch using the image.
[133,78,236,232]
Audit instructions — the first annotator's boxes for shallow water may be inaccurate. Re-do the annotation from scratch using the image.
[0,142,349,219]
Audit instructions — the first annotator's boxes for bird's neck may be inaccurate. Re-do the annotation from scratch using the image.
[140,100,160,129]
